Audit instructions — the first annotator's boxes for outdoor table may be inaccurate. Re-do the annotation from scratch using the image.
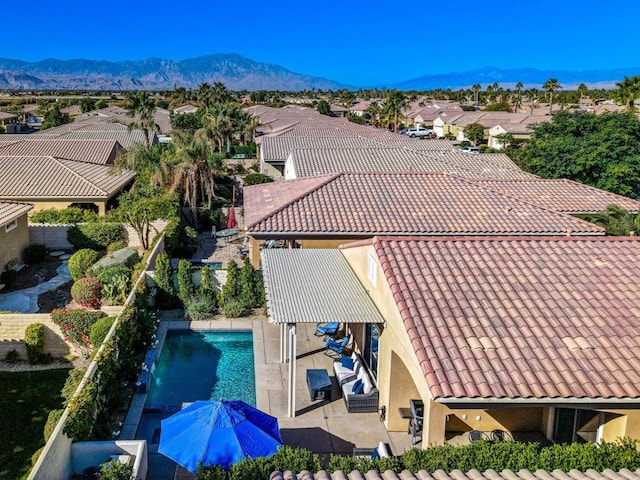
[306,369,332,401]
[214,227,240,244]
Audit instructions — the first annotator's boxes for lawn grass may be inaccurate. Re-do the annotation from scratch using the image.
[0,369,69,480]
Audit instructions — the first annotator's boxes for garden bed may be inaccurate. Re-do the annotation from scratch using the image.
[2,256,63,293]
[37,280,73,313]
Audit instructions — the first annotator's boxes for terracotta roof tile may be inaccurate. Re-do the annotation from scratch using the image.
[0,139,121,164]
[0,200,32,226]
[245,172,603,236]
[368,236,640,400]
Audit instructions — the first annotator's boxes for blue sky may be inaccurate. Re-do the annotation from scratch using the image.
[2,0,639,86]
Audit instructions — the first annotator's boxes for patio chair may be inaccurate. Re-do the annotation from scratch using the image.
[324,335,350,357]
[409,399,424,445]
[469,430,489,442]
[490,429,512,442]
[315,322,340,338]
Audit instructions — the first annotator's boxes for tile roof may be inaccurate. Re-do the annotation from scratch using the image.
[271,469,640,480]
[260,136,380,162]
[0,156,134,198]
[245,172,603,236]
[0,111,18,120]
[476,179,640,214]
[0,201,32,226]
[56,130,150,150]
[368,236,640,401]
[262,249,384,325]
[438,152,532,180]
[0,139,121,165]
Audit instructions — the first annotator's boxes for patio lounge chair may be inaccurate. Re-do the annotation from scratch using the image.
[325,335,350,357]
[315,322,340,338]
[409,399,424,445]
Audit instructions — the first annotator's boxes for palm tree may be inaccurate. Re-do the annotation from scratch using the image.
[615,76,640,112]
[542,78,562,115]
[525,88,538,114]
[514,82,524,112]
[381,90,409,132]
[471,84,481,104]
[124,91,157,145]
[577,83,588,106]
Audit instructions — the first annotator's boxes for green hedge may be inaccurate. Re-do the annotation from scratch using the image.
[197,441,640,480]
[24,323,45,364]
[67,223,123,250]
[90,316,115,347]
[30,207,99,224]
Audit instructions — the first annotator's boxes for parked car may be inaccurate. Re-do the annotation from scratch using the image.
[460,146,480,154]
[398,128,409,135]
[404,126,434,138]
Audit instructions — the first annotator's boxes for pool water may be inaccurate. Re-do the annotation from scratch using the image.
[145,330,255,408]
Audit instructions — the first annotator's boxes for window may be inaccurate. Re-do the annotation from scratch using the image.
[5,219,17,233]
[367,254,377,287]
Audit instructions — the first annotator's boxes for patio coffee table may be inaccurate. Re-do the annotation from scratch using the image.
[306,369,332,401]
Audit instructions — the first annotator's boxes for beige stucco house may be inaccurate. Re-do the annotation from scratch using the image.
[263,236,640,446]
[0,201,33,274]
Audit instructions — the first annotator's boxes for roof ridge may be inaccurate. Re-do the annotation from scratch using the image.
[51,157,109,195]
[246,174,341,229]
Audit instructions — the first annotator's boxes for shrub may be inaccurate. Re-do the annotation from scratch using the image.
[67,222,123,250]
[107,240,127,253]
[68,249,100,280]
[90,316,116,347]
[0,269,17,288]
[71,277,103,308]
[97,267,131,305]
[186,296,217,321]
[177,259,196,304]
[44,408,64,442]
[154,253,179,309]
[29,207,99,224]
[62,368,87,405]
[221,300,245,318]
[239,258,264,309]
[23,244,48,263]
[243,173,273,186]
[51,308,106,347]
[24,322,45,364]
[219,260,240,304]
[4,349,19,363]
[31,446,45,467]
[199,265,215,296]
[98,459,134,480]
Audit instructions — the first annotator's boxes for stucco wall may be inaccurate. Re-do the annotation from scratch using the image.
[0,314,79,358]
[0,213,30,272]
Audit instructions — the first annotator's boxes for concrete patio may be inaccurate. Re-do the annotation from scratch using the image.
[139,313,415,479]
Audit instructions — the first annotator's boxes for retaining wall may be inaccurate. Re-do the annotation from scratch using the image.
[0,314,78,358]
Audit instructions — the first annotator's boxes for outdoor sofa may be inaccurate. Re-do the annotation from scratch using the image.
[333,352,379,413]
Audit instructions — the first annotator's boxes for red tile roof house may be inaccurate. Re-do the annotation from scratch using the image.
[262,236,640,446]
[244,172,604,267]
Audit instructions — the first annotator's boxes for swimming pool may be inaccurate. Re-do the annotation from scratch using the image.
[145,330,255,408]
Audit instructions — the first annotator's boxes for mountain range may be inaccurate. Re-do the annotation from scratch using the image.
[0,54,345,91]
[0,54,639,91]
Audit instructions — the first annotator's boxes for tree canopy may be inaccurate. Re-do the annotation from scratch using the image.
[517,111,640,198]
[463,123,485,146]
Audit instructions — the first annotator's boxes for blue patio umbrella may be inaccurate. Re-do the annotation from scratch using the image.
[159,400,283,473]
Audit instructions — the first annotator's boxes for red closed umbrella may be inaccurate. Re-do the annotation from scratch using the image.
[227,206,236,228]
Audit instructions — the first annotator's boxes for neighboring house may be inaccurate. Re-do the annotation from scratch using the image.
[0,139,123,165]
[329,104,348,118]
[0,111,19,127]
[488,123,535,149]
[263,236,640,445]
[476,178,640,215]
[173,104,199,115]
[0,201,33,274]
[60,105,82,117]
[244,172,603,266]
[0,155,134,214]
[348,100,373,117]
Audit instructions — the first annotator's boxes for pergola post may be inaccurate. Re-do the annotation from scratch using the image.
[280,323,287,363]
[287,323,297,417]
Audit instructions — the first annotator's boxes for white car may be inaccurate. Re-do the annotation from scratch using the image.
[460,146,480,154]
[404,127,434,138]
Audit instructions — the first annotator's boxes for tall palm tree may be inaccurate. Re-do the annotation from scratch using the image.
[542,78,562,115]
[124,91,157,146]
[471,84,481,104]
[525,88,538,114]
[514,82,524,112]
[615,76,640,112]
[381,90,409,132]
[577,83,588,106]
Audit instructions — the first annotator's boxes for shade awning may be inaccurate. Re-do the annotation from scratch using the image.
[261,249,385,325]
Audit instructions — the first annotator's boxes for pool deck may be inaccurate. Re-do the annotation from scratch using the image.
[129,311,414,479]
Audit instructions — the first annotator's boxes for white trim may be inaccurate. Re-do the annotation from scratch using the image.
[367,254,377,287]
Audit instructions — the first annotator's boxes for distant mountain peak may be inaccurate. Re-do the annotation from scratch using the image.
[0,54,346,91]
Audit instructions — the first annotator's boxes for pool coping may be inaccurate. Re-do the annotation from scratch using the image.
[120,318,264,442]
